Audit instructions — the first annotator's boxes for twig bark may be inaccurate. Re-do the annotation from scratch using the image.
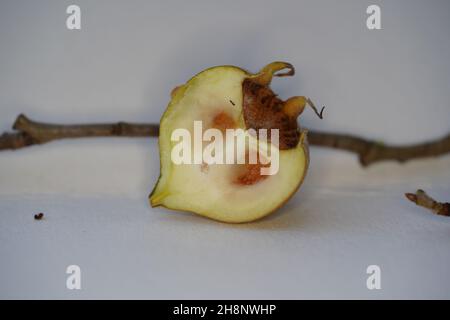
[0,114,159,149]
[405,190,450,217]
[1,114,450,167]
[307,131,450,166]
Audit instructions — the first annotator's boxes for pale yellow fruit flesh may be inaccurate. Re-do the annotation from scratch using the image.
[150,66,308,223]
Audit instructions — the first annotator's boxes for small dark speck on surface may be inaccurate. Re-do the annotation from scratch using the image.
[229,100,235,106]
[34,213,44,220]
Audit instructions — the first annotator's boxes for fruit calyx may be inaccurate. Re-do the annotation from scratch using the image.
[243,62,324,150]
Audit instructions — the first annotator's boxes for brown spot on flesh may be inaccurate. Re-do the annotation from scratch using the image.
[212,111,236,131]
[242,79,300,150]
[233,152,271,186]
[234,162,270,186]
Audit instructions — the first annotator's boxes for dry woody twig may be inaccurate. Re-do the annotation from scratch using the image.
[405,190,450,217]
[1,114,449,167]
[1,114,449,218]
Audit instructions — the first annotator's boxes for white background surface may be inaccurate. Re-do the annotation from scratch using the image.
[0,0,449,299]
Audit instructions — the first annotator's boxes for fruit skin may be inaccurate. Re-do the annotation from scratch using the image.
[150,131,309,224]
[150,62,310,223]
